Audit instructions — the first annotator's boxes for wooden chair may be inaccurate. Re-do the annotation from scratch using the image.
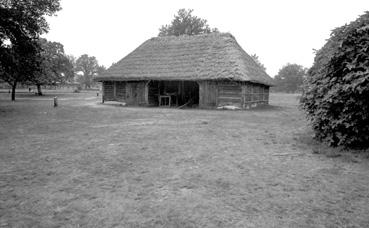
[159,95,171,107]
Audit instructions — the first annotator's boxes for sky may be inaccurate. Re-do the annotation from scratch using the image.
[43,0,368,77]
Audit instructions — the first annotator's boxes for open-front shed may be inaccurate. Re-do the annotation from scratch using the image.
[95,33,274,109]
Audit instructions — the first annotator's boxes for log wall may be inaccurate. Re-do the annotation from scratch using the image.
[199,80,269,109]
[115,82,126,101]
[103,81,115,101]
[241,82,269,108]
[217,81,242,108]
[103,80,270,109]
[148,81,159,106]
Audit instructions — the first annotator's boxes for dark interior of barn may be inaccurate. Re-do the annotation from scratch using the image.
[148,81,199,107]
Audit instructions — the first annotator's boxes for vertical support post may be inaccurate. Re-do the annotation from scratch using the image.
[113,81,117,101]
[198,81,203,108]
[241,82,246,109]
[215,81,219,107]
[101,81,105,103]
[144,81,149,105]
[53,96,58,107]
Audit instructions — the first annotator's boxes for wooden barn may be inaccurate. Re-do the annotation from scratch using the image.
[95,33,274,109]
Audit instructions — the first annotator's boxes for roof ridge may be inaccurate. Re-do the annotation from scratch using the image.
[149,32,235,41]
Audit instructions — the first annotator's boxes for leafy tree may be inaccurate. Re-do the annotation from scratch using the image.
[32,38,74,95]
[0,0,61,100]
[0,36,39,100]
[251,54,266,71]
[300,11,369,148]
[65,55,77,82]
[274,63,307,93]
[75,54,102,89]
[159,9,218,36]
[97,65,106,77]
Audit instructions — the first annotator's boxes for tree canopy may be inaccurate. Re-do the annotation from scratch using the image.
[274,63,307,93]
[0,0,61,100]
[300,11,369,148]
[32,38,74,95]
[75,54,105,89]
[158,9,218,36]
[250,54,266,72]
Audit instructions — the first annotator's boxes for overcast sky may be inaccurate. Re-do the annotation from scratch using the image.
[44,0,368,77]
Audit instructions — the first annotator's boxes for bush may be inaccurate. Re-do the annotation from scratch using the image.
[300,12,369,148]
[73,86,82,93]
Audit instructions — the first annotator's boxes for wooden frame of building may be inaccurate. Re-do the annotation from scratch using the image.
[95,33,274,109]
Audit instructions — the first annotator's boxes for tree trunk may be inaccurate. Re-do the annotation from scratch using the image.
[36,84,43,96]
[11,81,17,101]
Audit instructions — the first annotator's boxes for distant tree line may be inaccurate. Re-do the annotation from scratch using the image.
[273,64,307,93]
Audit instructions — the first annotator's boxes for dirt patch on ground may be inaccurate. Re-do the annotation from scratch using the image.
[0,91,368,227]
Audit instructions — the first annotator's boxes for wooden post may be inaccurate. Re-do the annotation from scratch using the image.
[101,82,105,103]
[198,81,203,108]
[53,96,58,107]
[113,81,117,100]
[241,82,246,109]
[144,81,150,105]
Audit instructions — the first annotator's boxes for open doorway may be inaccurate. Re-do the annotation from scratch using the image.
[148,80,199,107]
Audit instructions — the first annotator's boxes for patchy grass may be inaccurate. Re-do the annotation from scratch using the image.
[0,91,368,227]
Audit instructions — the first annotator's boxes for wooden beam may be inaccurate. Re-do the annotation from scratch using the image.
[113,81,117,100]
[144,81,149,105]
[102,81,105,103]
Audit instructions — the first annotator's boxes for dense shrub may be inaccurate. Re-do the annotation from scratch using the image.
[300,12,369,148]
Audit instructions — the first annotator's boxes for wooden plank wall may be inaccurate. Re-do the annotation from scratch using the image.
[199,81,218,108]
[125,82,136,105]
[116,82,126,101]
[199,81,269,109]
[103,80,269,109]
[242,82,269,108]
[217,81,242,107]
[103,81,114,101]
[102,81,148,105]
[148,81,159,106]
[125,81,147,105]
[137,82,146,105]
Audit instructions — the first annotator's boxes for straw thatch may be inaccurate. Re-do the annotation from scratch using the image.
[95,33,273,86]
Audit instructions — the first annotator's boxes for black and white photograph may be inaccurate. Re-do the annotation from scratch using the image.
[1,0,369,227]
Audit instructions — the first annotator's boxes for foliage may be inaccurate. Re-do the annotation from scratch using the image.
[75,54,105,89]
[0,0,61,100]
[250,54,266,71]
[274,63,307,93]
[158,9,218,36]
[32,38,74,95]
[300,11,369,148]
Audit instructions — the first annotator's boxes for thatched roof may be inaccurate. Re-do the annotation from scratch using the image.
[95,33,274,86]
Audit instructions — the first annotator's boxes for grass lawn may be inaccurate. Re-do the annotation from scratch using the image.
[0,91,369,227]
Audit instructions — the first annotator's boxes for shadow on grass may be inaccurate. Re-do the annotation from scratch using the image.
[296,129,369,163]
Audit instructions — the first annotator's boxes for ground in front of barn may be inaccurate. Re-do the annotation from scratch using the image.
[0,90,369,227]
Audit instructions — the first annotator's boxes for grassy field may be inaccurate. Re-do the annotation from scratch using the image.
[0,91,368,227]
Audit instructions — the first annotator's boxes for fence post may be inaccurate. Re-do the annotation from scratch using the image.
[54,96,58,107]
